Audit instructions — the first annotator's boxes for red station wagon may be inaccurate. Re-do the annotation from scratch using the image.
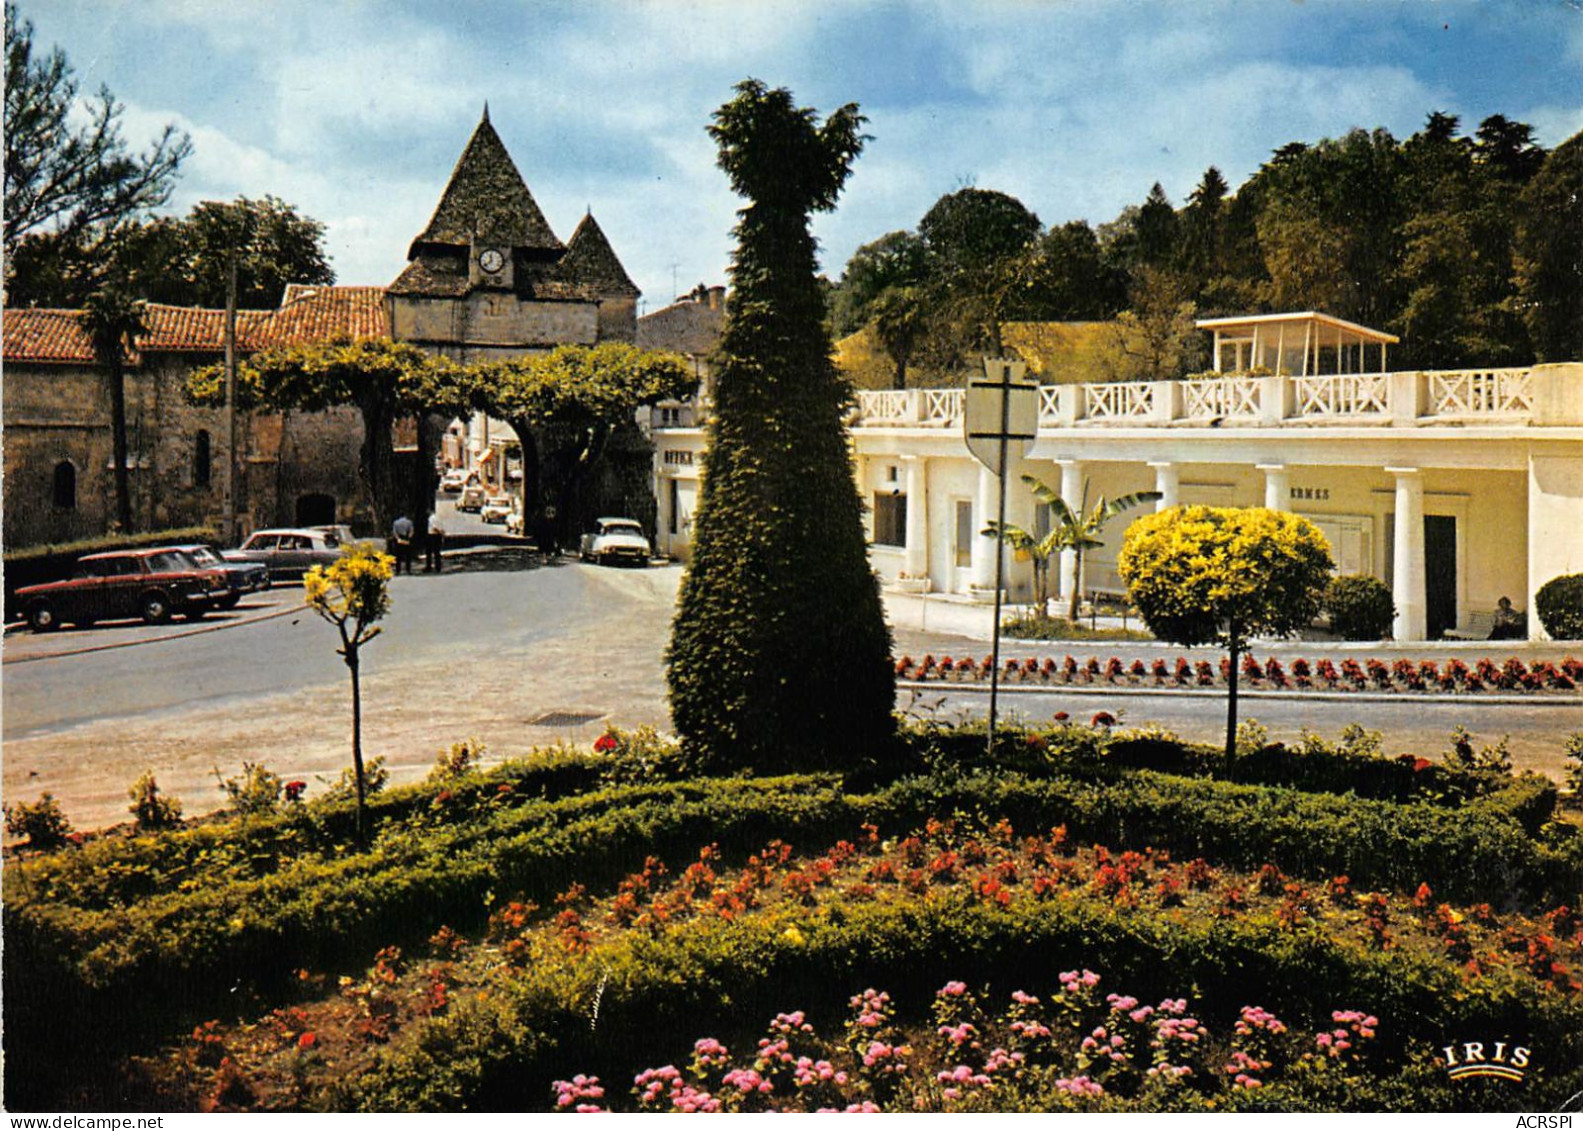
[14,548,229,632]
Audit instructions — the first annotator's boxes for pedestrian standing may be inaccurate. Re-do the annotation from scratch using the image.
[391,514,416,574]
[426,511,445,573]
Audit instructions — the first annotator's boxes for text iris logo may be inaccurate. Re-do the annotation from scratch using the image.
[1442,1040,1529,1082]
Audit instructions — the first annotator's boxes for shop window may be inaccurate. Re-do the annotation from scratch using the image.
[52,461,77,509]
[873,492,907,547]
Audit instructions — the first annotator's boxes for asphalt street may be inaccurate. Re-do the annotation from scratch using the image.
[3,540,1579,834]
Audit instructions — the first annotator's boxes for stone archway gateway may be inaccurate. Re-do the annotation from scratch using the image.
[295,492,336,527]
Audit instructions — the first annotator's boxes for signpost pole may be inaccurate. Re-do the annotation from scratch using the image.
[987,377,1010,760]
[963,357,1037,763]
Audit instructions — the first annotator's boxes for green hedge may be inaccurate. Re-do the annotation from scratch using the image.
[7,753,1578,1110]
[348,893,1583,1112]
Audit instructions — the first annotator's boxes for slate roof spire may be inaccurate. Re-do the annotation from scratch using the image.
[560,212,640,297]
[407,108,561,259]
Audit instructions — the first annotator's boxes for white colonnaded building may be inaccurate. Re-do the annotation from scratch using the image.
[649,311,1583,644]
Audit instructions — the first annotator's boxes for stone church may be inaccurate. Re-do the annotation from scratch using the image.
[2,108,642,550]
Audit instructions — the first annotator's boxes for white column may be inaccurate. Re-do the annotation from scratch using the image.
[1058,459,1084,604]
[1257,464,1290,511]
[972,463,998,589]
[1388,467,1427,642]
[902,455,929,582]
[1147,461,1179,511]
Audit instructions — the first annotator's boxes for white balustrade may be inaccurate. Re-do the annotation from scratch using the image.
[1291,373,1390,419]
[923,389,963,426]
[840,368,1539,431]
[1182,376,1261,421]
[1083,381,1155,421]
[856,389,913,424]
[1428,369,1534,417]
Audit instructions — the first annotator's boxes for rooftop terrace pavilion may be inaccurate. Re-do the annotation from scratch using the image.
[649,311,1583,643]
[1199,311,1399,376]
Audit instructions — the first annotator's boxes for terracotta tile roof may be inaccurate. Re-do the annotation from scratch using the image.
[4,287,391,364]
[409,109,562,257]
[140,305,275,352]
[266,285,390,344]
[2,308,93,363]
[560,212,639,297]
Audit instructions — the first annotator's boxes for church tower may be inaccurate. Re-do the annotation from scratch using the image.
[388,107,640,361]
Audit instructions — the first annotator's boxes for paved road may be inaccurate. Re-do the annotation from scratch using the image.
[3,551,1578,833]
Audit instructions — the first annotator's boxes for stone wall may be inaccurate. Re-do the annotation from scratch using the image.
[3,356,373,548]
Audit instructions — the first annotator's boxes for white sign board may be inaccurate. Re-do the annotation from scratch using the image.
[964,359,1039,476]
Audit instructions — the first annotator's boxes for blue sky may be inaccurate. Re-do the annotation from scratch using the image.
[22,0,1583,313]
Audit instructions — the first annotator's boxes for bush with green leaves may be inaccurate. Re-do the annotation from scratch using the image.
[1323,573,1396,640]
[127,771,182,831]
[3,794,73,850]
[1535,573,1583,640]
[430,739,483,782]
[213,762,282,817]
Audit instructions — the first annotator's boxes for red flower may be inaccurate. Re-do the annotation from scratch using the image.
[1052,711,1070,723]
[1411,757,1433,773]
[284,780,307,802]
[298,1032,318,1050]
[1091,711,1116,728]
[593,733,618,754]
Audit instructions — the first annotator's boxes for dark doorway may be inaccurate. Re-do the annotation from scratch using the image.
[295,493,336,527]
[1425,515,1457,639]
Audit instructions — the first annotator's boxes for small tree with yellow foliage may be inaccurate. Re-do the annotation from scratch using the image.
[303,543,393,838]
[1118,506,1332,772]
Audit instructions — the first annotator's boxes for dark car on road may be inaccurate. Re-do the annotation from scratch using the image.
[167,543,270,608]
[222,527,345,580]
[14,548,229,632]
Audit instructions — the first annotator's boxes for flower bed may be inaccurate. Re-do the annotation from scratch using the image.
[895,653,1583,694]
[132,816,1583,1111]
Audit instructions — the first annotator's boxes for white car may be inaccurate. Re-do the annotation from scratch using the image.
[579,517,651,567]
[480,496,514,525]
[439,470,468,494]
[457,484,487,513]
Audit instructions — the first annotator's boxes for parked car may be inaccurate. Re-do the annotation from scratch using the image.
[309,524,361,547]
[458,484,488,513]
[15,548,229,631]
[166,543,270,608]
[505,511,525,536]
[579,517,651,567]
[480,496,514,525]
[439,470,468,494]
[223,528,345,580]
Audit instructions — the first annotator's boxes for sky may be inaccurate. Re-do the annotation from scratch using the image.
[21,0,1583,314]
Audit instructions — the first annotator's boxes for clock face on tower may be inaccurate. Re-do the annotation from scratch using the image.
[479,248,505,275]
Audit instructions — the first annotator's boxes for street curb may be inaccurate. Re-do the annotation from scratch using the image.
[896,679,1582,708]
[1,603,303,665]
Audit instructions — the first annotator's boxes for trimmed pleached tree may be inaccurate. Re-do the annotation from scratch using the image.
[667,80,894,774]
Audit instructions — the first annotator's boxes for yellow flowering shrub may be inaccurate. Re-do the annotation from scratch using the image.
[1118,506,1333,649]
[304,544,394,632]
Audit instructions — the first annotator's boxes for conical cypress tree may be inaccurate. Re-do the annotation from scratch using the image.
[666,80,895,774]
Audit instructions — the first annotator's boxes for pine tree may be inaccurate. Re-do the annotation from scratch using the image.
[667,80,894,775]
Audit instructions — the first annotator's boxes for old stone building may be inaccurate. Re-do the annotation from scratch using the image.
[2,289,382,547]
[3,109,642,549]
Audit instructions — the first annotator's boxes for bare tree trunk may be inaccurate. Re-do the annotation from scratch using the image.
[108,358,134,532]
[1224,629,1240,777]
[349,648,365,843]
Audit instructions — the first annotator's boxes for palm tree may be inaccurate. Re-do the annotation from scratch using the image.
[84,286,148,533]
[981,517,1062,615]
[990,475,1162,621]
